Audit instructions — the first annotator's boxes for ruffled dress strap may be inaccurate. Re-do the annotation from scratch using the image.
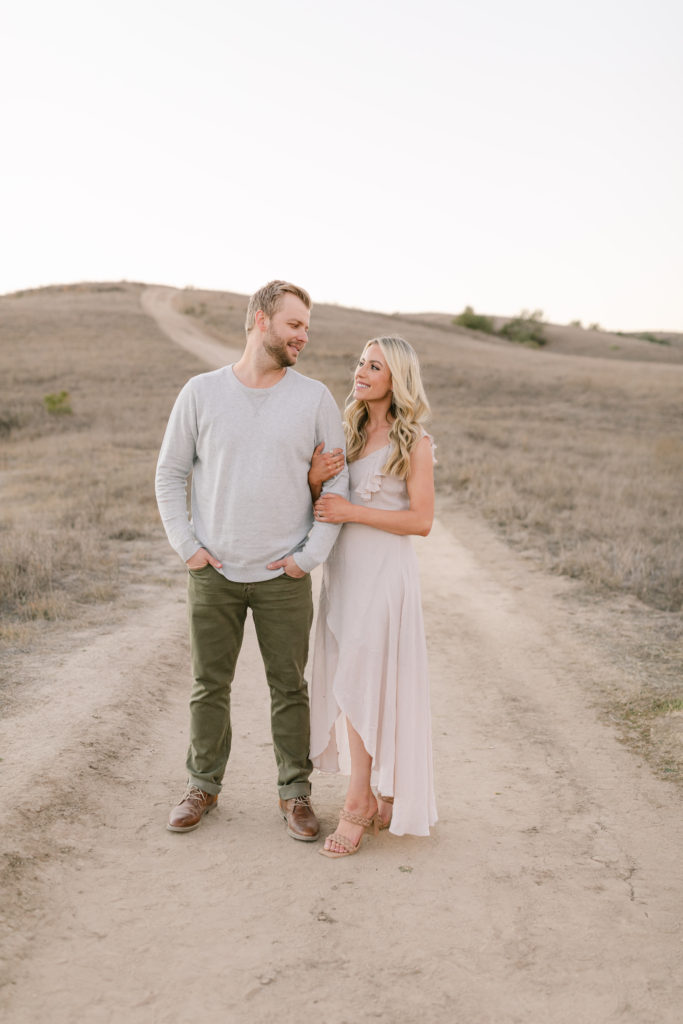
[354,453,386,501]
[352,432,436,503]
[419,430,437,464]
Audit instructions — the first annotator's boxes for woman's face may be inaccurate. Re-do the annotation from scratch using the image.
[353,343,393,402]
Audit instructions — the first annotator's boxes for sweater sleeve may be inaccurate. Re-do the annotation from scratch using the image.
[155,380,202,563]
[293,387,349,573]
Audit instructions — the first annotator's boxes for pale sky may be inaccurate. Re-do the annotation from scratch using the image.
[2,0,682,331]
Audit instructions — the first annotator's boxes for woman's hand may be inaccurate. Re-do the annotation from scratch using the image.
[309,443,345,488]
[314,493,355,524]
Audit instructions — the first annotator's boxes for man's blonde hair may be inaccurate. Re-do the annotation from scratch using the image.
[245,280,312,336]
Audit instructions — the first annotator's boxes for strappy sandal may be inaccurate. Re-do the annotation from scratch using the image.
[319,807,379,859]
[377,794,394,831]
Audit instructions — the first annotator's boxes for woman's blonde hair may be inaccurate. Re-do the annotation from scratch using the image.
[344,336,430,479]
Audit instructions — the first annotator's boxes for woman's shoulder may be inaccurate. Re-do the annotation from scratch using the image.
[414,429,437,464]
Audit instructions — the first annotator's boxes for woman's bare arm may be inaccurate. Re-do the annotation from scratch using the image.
[313,435,434,536]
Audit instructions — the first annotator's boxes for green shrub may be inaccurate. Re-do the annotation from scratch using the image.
[453,306,496,334]
[0,412,21,436]
[182,302,206,318]
[635,332,670,346]
[499,309,547,347]
[43,390,72,415]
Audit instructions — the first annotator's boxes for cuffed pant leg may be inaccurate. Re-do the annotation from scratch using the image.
[250,574,314,799]
[186,567,247,794]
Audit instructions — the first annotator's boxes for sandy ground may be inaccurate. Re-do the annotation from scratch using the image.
[1,289,682,1024]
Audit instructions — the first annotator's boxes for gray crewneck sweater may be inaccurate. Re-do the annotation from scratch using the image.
[155,365,348,581]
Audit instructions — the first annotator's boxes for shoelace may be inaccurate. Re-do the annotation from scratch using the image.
[182,786,208,807]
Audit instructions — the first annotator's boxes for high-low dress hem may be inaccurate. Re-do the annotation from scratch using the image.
[310,442,437,837]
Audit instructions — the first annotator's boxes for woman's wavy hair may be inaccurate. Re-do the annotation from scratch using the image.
[344,336,430,479]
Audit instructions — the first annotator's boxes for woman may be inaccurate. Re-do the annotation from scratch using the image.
[308,335,437,858]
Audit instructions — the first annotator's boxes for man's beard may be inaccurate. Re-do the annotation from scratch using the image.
[263,326,297,368]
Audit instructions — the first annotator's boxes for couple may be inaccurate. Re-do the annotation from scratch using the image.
[155,280,437,858]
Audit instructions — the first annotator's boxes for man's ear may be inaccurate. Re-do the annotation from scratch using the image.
[254,309,268,332]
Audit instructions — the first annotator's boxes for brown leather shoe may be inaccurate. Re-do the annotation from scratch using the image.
[279,795,320,842]
[167,785,218,832]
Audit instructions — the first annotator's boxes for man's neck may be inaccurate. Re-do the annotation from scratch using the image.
[232,349,287,390]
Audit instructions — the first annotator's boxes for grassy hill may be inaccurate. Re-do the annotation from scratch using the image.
[1,281,681,774]
[176,287,683,613]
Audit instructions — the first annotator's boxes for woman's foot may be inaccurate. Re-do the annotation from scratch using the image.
[322,795,379,856]
[377,794,394,831]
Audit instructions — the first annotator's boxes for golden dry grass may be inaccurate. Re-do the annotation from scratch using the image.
[175,288,683,781]
[3,282,681,626]
[178,288,683,612]
[1,282,681,779]
[0,283,200,656]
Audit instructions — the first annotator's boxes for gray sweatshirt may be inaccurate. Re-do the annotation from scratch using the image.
[155,365,349,581]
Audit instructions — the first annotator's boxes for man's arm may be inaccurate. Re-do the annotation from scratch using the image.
[155,381,204,564]
[268,388,349,576]
[308,442,345,503]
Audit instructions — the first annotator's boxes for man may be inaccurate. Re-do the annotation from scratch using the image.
[155,280,348,840]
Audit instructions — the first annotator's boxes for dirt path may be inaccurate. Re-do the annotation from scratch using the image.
[1,290,682,1023]
[140,285,243,364]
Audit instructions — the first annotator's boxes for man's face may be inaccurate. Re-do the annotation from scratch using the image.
[262,294,310,368]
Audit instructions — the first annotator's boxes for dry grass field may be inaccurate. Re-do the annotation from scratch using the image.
[177,288,683,612]
[1,282,682,775]
[176,287,683,776]
[0,283,200,658]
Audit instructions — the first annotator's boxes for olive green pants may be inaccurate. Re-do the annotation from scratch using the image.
[185,566,314,799]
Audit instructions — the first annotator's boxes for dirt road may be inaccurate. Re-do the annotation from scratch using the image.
[1,289,681,1023]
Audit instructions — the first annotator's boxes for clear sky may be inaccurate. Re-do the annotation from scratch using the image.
[3,0,682,331]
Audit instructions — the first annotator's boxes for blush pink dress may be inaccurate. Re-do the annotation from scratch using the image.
[309,441,437,836]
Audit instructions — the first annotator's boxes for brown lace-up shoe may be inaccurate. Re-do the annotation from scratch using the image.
[167,785,218,832]
[279,795,320,842]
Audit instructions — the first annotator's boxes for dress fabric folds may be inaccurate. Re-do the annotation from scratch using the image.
[310,442,437,836]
